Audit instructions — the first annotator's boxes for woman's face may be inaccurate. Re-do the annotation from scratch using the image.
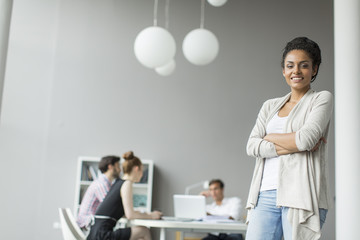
[282,49,318,93]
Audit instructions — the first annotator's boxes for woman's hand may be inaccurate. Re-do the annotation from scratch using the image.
[149,210,163,219]
[310,137,327,152]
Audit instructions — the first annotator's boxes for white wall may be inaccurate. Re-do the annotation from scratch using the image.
[0,0,13,115]
[0,0,335,239]
[334,0,360,239]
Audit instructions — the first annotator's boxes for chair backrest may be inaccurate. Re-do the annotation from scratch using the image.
[58,208,86,240]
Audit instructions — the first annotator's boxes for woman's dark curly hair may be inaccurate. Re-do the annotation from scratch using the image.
[281,37,322,82]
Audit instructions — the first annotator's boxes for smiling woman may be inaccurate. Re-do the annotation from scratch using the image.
[245,37,333,240]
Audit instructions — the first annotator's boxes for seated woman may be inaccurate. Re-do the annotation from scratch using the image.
[87,151,162,240]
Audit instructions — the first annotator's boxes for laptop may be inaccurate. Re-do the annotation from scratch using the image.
[162,194,207,221]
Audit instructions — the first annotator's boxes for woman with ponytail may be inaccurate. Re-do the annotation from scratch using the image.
[87,151,162,240]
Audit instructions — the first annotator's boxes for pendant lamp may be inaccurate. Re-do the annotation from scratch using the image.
[134,0,176,69]
[182,0,219,66]
[207,0,228,7]
[154,0,176,76]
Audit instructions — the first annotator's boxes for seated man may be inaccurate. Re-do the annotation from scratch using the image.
[201,179,243,240]
[76,155,121,233]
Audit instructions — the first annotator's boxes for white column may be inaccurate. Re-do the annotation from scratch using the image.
[334,0,360,239]
[0,0,13,116]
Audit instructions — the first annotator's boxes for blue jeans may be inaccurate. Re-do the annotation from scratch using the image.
[245,190,327,240]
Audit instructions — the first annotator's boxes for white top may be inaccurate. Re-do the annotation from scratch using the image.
[206,197,242,221]
[260,112,288,191]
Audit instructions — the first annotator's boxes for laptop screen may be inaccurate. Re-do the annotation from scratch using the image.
[173,194,206,219]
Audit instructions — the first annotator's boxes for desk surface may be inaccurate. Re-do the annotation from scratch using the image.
[129,219,247,233]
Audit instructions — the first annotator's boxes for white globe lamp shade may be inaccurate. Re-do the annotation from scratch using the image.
[182,28,219,66]
[207,0,227,7]
[134,26,176,69]
[155,59,176,76]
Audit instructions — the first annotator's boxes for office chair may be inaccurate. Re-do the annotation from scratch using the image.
[58,208,86,240]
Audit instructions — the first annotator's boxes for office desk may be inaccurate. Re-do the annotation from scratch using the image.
[129,219,247,240]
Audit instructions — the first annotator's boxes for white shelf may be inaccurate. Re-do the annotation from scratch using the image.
[80,180,92,186]
[133,183,148,188]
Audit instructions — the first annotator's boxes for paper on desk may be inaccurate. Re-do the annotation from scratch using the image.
[202,215,234,223]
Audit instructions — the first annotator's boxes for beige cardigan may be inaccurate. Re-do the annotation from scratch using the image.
[246,89,333,240]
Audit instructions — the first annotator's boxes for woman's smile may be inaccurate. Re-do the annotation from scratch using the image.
[291,76,304,83]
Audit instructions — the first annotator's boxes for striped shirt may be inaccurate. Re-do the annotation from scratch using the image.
[76,174,112,228]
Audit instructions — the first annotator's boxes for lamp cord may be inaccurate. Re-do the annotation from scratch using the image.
[200,0,205,28]
[165,0,170,29]
[153,0,158,26]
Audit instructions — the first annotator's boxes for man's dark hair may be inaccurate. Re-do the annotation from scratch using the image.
[281,37,322,82]
[98,155,120,173]
[209,179,224,189]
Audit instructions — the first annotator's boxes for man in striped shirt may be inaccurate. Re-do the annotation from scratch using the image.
[76,155,121,231]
